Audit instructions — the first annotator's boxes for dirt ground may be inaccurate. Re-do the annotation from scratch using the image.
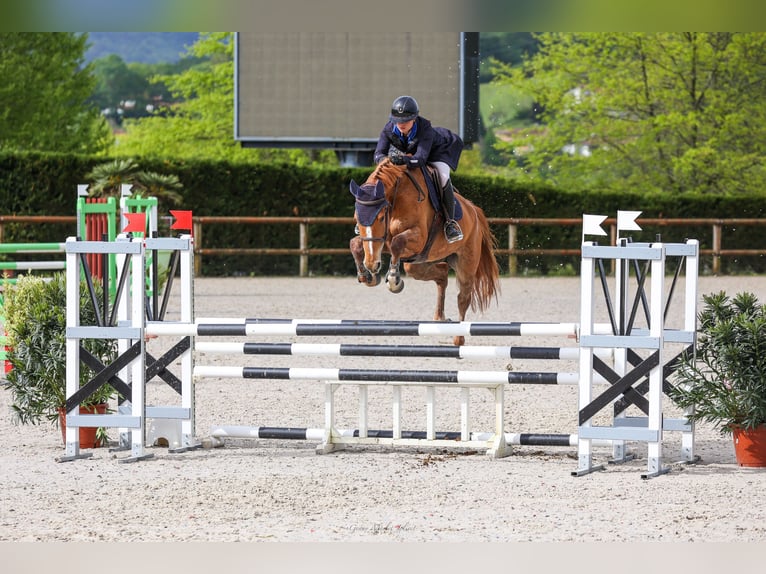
[2,274,766,568]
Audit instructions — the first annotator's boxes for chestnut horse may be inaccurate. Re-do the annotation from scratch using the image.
[349,158,500,345]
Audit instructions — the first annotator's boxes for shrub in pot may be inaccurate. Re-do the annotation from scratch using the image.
[2,273,118,445]
[669,291,766,466]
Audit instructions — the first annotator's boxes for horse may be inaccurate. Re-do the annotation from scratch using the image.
[349,158,500,345]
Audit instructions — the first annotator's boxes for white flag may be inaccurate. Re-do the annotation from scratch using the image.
[617,210,642,232]
[582,214,608,237]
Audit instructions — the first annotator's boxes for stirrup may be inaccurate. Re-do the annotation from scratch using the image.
[444,220,463,243]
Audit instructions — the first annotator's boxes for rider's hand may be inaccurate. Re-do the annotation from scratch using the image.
[406,157,421,169]
[389,153,406,166]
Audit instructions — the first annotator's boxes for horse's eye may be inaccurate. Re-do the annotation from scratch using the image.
[354,223,360,235]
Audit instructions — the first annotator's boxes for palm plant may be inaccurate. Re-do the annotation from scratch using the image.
[85,158,183,204]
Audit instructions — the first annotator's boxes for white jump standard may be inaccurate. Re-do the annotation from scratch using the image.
[61,234,198,463]
[574,217,699,478]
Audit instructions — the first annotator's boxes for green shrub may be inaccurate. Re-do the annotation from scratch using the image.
[2,273,117,426]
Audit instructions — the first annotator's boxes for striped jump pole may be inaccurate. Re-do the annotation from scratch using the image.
[195,317,578,326]
[0,261,66,271]
[0,242,68,375]
[0,242,66,254]
[0,243,67,272]
[208,425,615,448]
[192,365,609,385]
[195,341,614,361]
[149,320,613,338]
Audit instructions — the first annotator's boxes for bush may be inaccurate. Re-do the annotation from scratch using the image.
[2,273,117,426]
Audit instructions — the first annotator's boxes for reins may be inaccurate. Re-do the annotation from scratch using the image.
[402,169,427,203]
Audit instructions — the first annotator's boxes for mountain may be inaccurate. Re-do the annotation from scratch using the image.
[83,32,200,64]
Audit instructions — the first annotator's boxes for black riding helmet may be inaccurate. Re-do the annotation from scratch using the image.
[390,95,419,123]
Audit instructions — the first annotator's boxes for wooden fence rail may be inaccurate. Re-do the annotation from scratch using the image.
[1,214,764,277]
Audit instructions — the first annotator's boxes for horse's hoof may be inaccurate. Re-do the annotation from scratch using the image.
[358,272,381,286]
[387,277,404,293]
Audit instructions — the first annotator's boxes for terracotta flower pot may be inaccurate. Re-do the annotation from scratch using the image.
[732,424,766,467]
[57,404,108,449]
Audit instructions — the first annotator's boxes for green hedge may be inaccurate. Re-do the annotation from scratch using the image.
[2,151,766,276]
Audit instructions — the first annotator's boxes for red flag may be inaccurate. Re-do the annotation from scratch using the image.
[122,212,146,234]
[170,210,193,230]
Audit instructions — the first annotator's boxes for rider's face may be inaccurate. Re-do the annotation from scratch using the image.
[395,119,415,135]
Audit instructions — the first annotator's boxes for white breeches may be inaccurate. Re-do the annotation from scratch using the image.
[429,161,451,188]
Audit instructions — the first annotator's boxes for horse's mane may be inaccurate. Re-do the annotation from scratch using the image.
[365,159,404,191]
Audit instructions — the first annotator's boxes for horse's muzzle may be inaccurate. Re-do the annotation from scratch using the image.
[365,259,382,274]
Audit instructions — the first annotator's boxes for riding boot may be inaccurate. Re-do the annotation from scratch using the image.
[441,180,463,243]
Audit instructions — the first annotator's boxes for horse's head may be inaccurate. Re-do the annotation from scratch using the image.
[349,179,388,275]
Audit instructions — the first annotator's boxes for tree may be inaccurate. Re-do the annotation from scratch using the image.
[90,54,206,128]
[479,33,539,82]
[492,33,766,194]
[0,33,113,154]
[90,54,151,122]
[114,32,335,165]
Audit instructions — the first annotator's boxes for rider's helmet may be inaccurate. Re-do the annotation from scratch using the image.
[390,95,419,123]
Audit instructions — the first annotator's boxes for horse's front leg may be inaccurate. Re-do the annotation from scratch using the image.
[385,229,422,294]
[349,236,381,287]
[385,257,404,293]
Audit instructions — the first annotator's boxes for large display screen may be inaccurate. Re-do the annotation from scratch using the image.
[234,32,479,153]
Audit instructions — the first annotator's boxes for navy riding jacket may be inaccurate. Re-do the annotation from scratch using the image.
[373,116,464,170]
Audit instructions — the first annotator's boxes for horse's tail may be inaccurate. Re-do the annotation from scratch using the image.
[470,204,501,313]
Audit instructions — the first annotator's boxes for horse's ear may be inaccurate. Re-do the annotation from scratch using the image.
[349,180,360,197]
[374,180,385,199]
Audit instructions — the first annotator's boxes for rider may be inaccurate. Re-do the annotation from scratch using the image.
[373,95,465,243]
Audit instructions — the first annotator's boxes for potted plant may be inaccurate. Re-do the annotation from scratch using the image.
[2,273,118,447]
[669,290,766,467]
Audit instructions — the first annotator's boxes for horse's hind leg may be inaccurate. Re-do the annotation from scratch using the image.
[404,261,450,322]
[450,261,481,346]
